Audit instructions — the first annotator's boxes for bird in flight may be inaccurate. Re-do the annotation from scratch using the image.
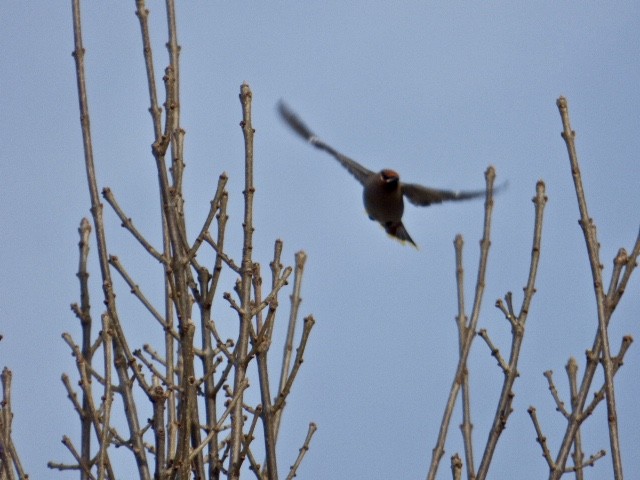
[277,101,499,248]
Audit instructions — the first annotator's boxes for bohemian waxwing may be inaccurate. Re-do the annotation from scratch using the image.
[278,101,500,248]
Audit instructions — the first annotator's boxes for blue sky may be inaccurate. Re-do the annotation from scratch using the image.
[2,3,639,479]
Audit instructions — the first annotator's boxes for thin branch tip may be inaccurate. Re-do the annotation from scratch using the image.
[556,96,568,109]
[484,166,496,182]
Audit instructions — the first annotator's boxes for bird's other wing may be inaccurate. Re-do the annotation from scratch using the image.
[402,181,507,207]
[277,101,374,185]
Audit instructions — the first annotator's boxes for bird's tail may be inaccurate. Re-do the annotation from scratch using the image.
[385,222,418,248]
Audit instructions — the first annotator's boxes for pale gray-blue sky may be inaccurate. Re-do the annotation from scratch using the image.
[2,3,639,479]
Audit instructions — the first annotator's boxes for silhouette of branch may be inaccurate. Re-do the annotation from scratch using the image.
[476,181,547,480]
[285,423,318,480]
[427,166,498,480]
[548,97,638,480]
[0,368,29,479]
[453,235,475,478]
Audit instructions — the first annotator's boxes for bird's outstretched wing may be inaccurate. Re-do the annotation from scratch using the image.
[277,101,374,185]
[402,181,506,207]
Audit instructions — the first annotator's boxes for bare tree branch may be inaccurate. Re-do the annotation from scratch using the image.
[476,181,547,480]
[63,5,317,479]
[550,97,627,480]
[229,83,260,480]
[0,368,28,479]
[453,235,475,480]
[450,453,463,480]
[565,358,584,480]
[427,166,498,480]
[543,370,569,419]
[285,423,317,480]
[528,406,555,470]
[70,3,150,477]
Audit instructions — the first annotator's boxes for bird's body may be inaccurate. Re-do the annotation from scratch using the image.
[362,169,415,245]
[278,101,497,247]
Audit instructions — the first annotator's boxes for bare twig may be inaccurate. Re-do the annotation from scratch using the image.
[543,370,569,419]
[102,188,166,263]
[134,0,162,137]
[98,314,114,480]
[476,181,547,480]
[450,454,463,480]
[70,3,150,477]
[566,358,584,480]
[67,3,316,478]
[285,423,318,480]
[452,236,475,479]
[478,329,509,374]
[189,379,250,464]
[150,379,168,480]
[135,350,172,388]
[583,336,633,418]
[229,82,259,480]
[1,368,28,479]
[564,450,607,473]
[75,218,93,480]
[427,166,497,480]
[242,407,263,478]
[133,0,180,459]
[610,231,640,309]
[273,316,316,413]
[108,256,177,338]
[187,174,228,262]
[205,230,242,275]
[551,97,625,480]
[60,332,116,478]
[252,269,293,317]
[528,407,555,470]
[252,261,277,480]
[277,250,307,406]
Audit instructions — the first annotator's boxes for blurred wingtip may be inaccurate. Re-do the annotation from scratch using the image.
[494,179,509,194]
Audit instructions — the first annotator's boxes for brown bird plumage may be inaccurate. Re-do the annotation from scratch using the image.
[278,101,499,247]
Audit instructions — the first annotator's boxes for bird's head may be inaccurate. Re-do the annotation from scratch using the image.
[379,169,400,189]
